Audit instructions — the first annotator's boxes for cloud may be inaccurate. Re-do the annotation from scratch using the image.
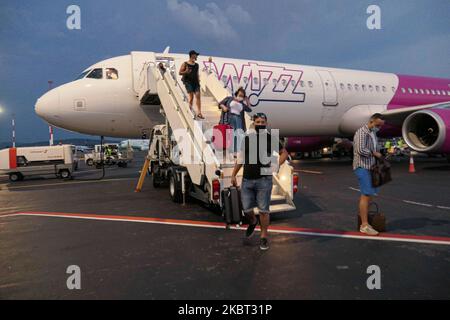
[166,0,252,41]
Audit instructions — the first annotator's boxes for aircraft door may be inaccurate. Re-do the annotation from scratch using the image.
[316,70,338,106]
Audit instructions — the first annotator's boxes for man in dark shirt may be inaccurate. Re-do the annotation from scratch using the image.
[231,113,289,250]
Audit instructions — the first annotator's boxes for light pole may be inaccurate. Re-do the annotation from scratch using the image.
[12,113,16,148]
[48,80,54,146]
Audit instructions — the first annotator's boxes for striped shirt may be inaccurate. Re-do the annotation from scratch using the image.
[353,124,379,170]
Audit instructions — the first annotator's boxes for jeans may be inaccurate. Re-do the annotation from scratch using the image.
[241,176,273,214]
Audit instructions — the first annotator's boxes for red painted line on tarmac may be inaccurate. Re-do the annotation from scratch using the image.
[2,211,450,246]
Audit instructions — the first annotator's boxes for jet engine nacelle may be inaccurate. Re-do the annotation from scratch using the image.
[402,108,450,153]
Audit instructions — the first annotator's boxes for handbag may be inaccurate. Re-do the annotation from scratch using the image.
[371,158,392,187]
[357,202,386,232]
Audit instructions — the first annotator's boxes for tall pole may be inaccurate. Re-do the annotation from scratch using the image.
[11,113,16,148]
[48,80,54,146]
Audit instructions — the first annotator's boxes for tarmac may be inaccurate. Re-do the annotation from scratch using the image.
[1,152,449,299]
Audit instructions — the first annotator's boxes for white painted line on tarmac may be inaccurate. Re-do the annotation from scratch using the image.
[2,211,450,246]
[295,169,323,175]
[402,200,434,208]
[4,178,135,190]
[348,187,450,211]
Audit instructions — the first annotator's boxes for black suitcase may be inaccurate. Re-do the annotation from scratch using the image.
[222,187,243,225]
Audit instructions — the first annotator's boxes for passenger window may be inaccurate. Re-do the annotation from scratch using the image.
[362,85,366,91]
[106,68,119,80]
[408,88,413,94]
[419,89,424,94]
[414,89,419,94]
[355,84,359,91]
[376,86,380,92]
[300,80,305,87]
[431,90,436,95]
[340,83,345,90]
[392,87,396,92]
[308,81,313,88]
[87,68,103,79]
[253,77,259,85]
[426,89,430,95]
[369,85,373,92]
[347,84,352,91]
[382,86,387,92]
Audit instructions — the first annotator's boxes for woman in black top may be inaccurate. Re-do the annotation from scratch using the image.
[179,50,204,119]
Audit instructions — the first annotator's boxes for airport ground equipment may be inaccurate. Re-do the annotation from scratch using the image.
[0,145,75,181]
[138,54,298,213]
[84,143,133,168]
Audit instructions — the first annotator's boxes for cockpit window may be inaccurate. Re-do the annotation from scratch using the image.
[75,69,91,80]
[106,68,119,80]
[87,68,103,79]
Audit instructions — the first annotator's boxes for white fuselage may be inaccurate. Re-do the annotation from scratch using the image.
[34,51,420,138]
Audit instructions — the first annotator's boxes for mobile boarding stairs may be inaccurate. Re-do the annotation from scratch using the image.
[136,54,297,214]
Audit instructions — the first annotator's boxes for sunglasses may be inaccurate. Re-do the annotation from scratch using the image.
[253,113,267,120]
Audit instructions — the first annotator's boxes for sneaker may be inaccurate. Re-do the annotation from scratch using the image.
[360,224,379,236]
[259,238,269,251]
[245,223,257,238]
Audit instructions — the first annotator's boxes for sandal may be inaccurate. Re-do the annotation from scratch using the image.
[196,113,205,120]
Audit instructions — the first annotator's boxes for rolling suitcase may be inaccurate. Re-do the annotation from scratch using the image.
[222,187,243,225]
[212,124,233,150]
[357,202,386,232]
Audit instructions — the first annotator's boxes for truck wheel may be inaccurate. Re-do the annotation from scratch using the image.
[86,159,94,166]
[59,169,71,179]
[169,173,183,203]
[9,173,22,182]
[152,174,161,188]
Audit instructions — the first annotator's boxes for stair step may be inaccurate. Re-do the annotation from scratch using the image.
[269,203,296,213]
[270,194,285,201]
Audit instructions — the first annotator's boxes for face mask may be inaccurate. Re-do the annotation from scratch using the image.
[236,96,244,102]
[255,125,267,132]
[372,127,380,134]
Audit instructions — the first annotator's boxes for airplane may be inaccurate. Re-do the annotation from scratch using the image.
[35,49,450,157]
[120,139,149,151]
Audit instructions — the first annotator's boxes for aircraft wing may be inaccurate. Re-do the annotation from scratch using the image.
[381,102,450,126]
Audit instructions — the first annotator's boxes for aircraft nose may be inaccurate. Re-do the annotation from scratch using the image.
[35,88,60,121]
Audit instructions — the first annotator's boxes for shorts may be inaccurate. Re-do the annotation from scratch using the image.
[184,81,200,94]
[354,167,379,196]
[241,176,273,215]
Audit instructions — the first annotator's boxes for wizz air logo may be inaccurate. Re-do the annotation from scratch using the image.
[203,61,306,107]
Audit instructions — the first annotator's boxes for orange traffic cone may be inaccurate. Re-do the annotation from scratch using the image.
[409,154,416,173]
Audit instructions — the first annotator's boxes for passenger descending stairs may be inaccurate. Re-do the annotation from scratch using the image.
[138,58,296,213]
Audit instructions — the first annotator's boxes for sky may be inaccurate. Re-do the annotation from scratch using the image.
[0,0,449,143]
